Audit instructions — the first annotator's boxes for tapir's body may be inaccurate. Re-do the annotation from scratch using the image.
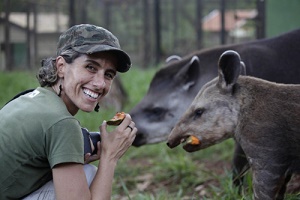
[167,51,300,200]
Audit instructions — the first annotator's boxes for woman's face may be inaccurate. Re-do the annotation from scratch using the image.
[57,52,118,115]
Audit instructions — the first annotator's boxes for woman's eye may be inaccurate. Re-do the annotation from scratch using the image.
[105,72,115,80]
[86,65,97,72]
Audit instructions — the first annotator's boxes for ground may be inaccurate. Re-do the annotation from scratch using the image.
[114,157,300,199]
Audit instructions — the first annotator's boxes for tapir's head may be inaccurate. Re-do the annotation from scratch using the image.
[167,50,244,152]
[130,55,216,146]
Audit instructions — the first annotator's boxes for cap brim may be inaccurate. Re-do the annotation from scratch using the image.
[72,44,131,73]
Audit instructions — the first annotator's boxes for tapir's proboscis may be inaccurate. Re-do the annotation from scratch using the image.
[130,29,300,186]
[167,50,300,200]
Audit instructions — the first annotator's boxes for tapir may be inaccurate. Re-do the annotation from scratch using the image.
[130,29,300,185]
[167,50,300,200]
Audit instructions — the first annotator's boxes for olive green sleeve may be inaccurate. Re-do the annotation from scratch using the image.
[46,118,84,168]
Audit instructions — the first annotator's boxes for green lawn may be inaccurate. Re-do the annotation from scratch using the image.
[1,69,299,199]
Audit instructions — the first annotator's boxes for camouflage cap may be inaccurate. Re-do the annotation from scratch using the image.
[57,24,131,73]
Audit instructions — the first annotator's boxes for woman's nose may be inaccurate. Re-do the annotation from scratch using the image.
[92,74,106,88]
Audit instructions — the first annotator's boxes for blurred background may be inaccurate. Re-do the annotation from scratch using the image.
[1,0,299,71]
[1,1,300,198]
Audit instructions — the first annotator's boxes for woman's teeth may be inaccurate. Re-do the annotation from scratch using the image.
[83,89,99,99]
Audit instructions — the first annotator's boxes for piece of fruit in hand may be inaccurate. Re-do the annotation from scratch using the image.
[107,112,126,126]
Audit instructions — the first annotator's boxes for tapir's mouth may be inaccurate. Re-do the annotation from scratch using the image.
[181,135,201,152]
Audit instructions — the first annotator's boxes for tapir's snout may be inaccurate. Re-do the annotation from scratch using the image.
[167,127,184,148]
[132,132,146,147]
[167,141,180,149]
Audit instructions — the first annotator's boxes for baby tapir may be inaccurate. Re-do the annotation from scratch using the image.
[167,50,300,200]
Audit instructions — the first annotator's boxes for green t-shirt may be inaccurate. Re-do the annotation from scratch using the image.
[0,87,84,199]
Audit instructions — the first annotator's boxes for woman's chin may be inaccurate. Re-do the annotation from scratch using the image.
[80,105,97,113]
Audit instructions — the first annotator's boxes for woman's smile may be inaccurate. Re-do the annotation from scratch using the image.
[83,88,101,100]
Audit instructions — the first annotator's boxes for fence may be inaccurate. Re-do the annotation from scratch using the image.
[1,0,262,70]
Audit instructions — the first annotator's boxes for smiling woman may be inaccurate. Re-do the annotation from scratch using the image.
[0,24,137,200]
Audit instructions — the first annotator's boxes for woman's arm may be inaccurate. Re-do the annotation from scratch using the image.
[53,163,92,199]
[53,114,136,200]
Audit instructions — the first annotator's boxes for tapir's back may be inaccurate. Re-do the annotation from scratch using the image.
[239,76,300,102]
[237,76,300,157]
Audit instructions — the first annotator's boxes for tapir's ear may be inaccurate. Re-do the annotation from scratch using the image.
[217,50,241,91]
[165,55,182,63]
[240,61,247,76]
[174,55,200,91]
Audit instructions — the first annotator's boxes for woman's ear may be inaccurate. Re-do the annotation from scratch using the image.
[56,56,65,78]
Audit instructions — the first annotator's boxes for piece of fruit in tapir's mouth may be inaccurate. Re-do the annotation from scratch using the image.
[182,135,201,145]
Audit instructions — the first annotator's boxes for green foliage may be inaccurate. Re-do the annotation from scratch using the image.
[266,0,300,37]
[0,71,38,108]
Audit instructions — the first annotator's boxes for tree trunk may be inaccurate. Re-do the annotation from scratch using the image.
[26,2,31,69]
[142,0,150,67]
[256,0,266,39]
[69,0,76,27]
[220,0,226,45]
[103,1,111,30]
[4,0,12,71]
[196,0,203,49]
[154,0,161,64]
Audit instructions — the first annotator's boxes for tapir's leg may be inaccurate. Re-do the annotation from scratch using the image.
[252,168,287,200]
[232,142,249,187]
[275,173,291,200]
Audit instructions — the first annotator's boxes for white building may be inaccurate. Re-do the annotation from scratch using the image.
[0,12,68,70]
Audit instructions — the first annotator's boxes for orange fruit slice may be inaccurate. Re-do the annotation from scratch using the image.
[186,135,200,145]
[107,112,126,126]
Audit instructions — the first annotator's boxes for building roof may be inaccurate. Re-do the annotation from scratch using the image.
[202,9,257,32]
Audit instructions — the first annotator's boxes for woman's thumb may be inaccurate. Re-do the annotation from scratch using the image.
[100,120,107,133]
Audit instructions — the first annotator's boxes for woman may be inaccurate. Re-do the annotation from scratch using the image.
[0,24,137,199]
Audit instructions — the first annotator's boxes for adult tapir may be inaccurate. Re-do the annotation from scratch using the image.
[167,50,300,200]
[130,28,300,185]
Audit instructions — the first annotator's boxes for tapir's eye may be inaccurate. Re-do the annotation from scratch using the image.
[193,108,204,119]
[145,107,166,121]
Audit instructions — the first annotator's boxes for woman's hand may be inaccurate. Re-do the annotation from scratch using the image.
[84,141,101,164]
[99,113,137,162]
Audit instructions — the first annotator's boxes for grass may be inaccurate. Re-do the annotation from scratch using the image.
[1,68,299,199]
